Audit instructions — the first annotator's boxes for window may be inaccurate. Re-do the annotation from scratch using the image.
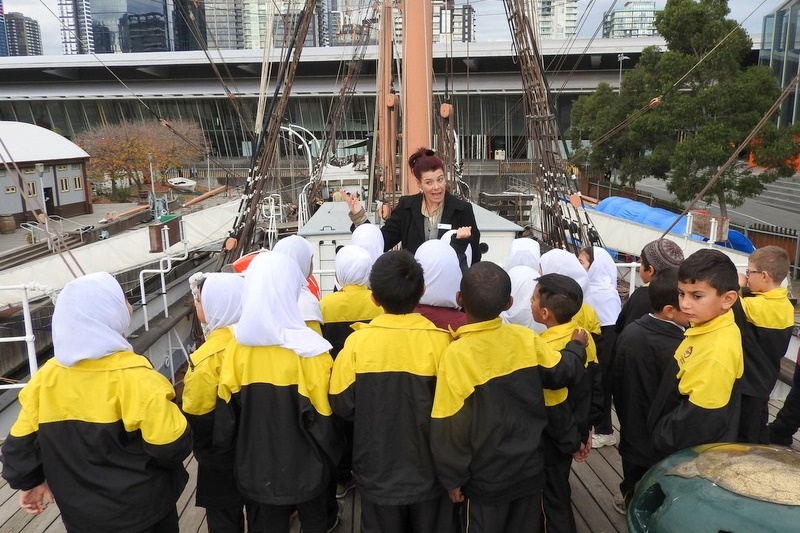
[23,167,35,174]
[59,177,70,192]
[5,186,16,194]
[26,182,37,197]
[73,177,83,190]
[57,165,68,171]
[0,169,5,176]
[72,164,82,170]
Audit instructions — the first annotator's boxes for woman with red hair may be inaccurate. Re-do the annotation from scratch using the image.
[346,147,481,264]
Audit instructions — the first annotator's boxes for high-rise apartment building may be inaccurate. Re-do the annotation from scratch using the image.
[204,0,244,49]
[433,1,475,44]
[329,0,377,46]
[530,0,577,41]
[602,1,659,39]
[59,0,93,54]
[5,12,43,55]
[0,0,9,57]
[391,1,475,46]
[59,0,206,53]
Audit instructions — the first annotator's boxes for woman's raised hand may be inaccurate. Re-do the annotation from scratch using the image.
[343,189,362,214]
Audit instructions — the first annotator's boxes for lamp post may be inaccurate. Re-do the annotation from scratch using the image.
[148,153,158,218]
[206,145,211,192]
[618,54,630,93]
[35,162,51,245]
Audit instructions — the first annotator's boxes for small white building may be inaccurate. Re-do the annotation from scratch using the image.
[0,121,92,226]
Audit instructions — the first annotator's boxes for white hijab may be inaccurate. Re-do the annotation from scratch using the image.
[414,239,462,308]
[501,265,545,333]
[352,224,385,265]
[273,235,323,323]
[200,273,244,332]
[53,272,133,366]
[235,251,332,357]
[586,246,622,326]
[335,245,372,287]
[539,249,590,294]
[440,230,473,267]
[504,238,541,272]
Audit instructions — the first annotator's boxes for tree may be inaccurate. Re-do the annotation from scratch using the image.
[569,0,800,217]
[75,120,206,193]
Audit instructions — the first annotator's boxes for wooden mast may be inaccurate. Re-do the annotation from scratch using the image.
[399,0,433,195]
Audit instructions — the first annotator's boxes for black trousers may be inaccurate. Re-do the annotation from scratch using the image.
[206,503,257,533]
[592,326,617,435]
[542,442,576,533]
[66,507,179,533]
[250,493,327,533]
[770,361,800,446]
[738,394,770,444]
[460,483,543,533]
[360,494,456,533]
[618,460,650,505]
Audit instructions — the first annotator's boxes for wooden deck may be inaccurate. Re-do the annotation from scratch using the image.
[2,399,797,533]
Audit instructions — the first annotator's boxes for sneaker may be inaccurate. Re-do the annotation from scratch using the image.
[336,478,356,499]
[613,495,627,515]
[592,432,617,448]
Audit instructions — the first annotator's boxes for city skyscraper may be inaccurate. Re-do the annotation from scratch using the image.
[433,1,475,44]
[0,0,9,56]
[530,0,577,41]
[603,1,659,39]
[5,12,43,55]
[59,0,93,53]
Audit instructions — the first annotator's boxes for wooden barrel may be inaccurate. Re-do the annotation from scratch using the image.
[0,214,16,234]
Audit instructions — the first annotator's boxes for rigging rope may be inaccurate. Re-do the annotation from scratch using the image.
[660,71,800,237]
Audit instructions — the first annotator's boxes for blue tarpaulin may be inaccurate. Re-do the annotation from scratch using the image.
[592,197,755,254]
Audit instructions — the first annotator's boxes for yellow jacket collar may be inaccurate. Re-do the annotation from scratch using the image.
[686,309,735,336]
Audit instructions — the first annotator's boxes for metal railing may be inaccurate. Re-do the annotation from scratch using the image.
[46,215,94,242]
[138,220,189,331]
[0,283,55,390]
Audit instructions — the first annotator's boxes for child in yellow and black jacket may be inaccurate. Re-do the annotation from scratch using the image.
[215,251,340,533]
[182,272,249,533]
[329,250,454,533]
[1,272,191,533]
[648,249,744,460]
[532,273,598,533]
[733,245,795,444]
[320,245,383,513]
[431,261,588,533]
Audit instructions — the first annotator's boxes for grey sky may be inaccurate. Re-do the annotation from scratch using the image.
[1,0,784,56]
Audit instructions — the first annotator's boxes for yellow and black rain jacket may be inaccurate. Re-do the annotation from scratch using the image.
[329,313,451,505]
[0,351,191,533]
[648,310,744,459]
[540,319,598,454]
[733,288,795,399]
[431,318,586,504]
[182,326,243,508]
[215,343,339,505]
[320,284,384,358]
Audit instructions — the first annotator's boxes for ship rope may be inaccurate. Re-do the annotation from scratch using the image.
[661,72,800,237]
[217,0,317,266]
[570,0,770,162]
[502,0,601,255]
[301,0,381,221]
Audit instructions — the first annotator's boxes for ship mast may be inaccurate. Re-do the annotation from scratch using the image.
[398,0,433,195]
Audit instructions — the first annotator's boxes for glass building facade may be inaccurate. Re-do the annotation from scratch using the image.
[760,0,800,126]
[0,92,576,162]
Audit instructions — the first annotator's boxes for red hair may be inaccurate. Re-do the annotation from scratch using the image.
[407,147,443,180]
